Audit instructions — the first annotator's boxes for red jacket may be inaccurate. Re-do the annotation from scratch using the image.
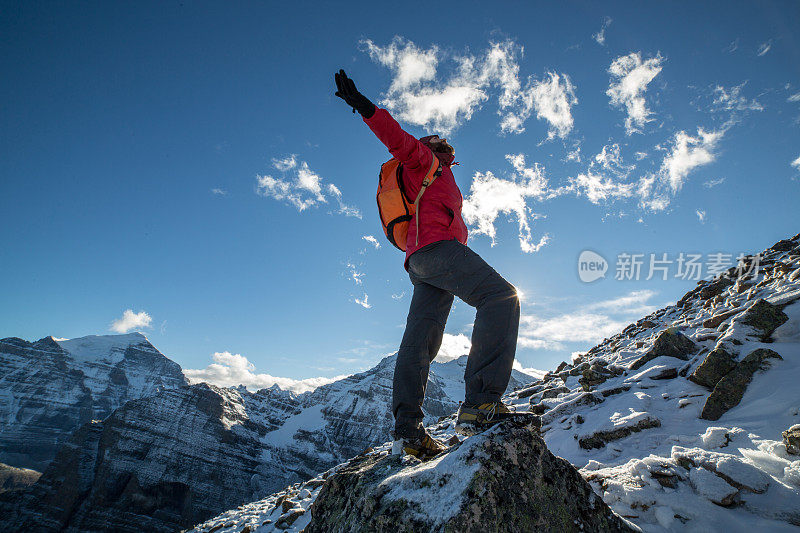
[364,108,469,268]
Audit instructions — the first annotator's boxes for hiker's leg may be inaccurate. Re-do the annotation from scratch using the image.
[393,279,454,436]
[407,239,519,406]
[461,269,520,405]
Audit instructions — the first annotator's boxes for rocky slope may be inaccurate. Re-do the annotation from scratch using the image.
[0,353,535,532]
[191,234,800,533]
[0,333,187,471]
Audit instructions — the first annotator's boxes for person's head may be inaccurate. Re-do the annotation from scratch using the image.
[422,135,454,155]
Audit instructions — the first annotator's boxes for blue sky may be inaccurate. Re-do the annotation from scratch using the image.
[2,1,799,391]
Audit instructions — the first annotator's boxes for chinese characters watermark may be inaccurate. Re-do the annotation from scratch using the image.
[578,251,761,283]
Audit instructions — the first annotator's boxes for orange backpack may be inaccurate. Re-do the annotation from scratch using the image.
[376,157,442,251]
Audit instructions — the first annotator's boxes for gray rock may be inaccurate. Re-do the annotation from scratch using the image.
[740,299,789,341]
[305,420,634,533]
[702,308,742,329]
[578,416,661,450]
[701,349,783,421]
[689,347,737,389]
[629,330,697,370]
[783,424,800,455]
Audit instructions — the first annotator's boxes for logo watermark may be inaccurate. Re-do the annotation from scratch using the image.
[578,250,608,283]
[578,251,761,283]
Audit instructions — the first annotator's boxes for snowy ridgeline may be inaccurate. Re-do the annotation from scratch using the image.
[191,236,800,532]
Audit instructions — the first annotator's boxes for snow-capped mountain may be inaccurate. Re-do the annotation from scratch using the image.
[0,332,187,471]
[190,234,800,533]
[0,350,536,532]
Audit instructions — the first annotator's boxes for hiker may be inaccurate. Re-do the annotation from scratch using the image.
[335,70,525,459]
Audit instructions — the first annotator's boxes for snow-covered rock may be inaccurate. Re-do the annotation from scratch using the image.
[0,333,186,471]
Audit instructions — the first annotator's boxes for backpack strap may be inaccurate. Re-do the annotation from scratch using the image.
[413,156,443,246]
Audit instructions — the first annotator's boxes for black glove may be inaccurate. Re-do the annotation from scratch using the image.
[334,69,376,118]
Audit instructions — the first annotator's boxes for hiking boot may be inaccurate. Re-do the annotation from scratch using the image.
[394,430,448,460]
[455,402,540,436]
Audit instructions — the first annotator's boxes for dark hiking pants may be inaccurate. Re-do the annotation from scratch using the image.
[393,239,520,436]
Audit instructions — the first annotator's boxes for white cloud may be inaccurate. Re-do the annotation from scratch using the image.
[110,310,152,333]
[792,155,800,170]
[361,37,576,137]
[518,290,658,349]
[512,360,547,378]
[712,84,763,112]
[567,143,637,204]
[520,312,627,345]
[256,156,361,218]
[211,188,227,196]
[569,171,635,204]
[703,177,726,188]
[639,127,724,211]
[185,351,348,393]
[696,209,706,223]
[502,72,577,139]
[757,40,772,56]
[661,128,723,193]
[607,52,664,135]
[593,16,612,46]
[391,292,406,300]
[354,294,371,309]
[725,39,739,53]
[346,262,365,285]
[362,235,381,248]
[462,154,553,253]
[585,289,658,316]
[788,92,800,103]
[433,333,471,362]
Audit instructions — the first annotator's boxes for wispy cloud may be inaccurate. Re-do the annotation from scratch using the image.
[346,262,365,285]
[354,294,371,309]
[518,290,658,349]
[502,72,577,139]
[607,52,664,135]
[567,143,637,204]
[362,235,381,248]
[788,92,800,103]
[703,177,726,189]
[361,37,577,137]
[256,155,361,218]
[639,127,724,211]
[593,16,612,46]
[211,188,228,196]
[757,40,772,56]
[725,39,739,53]
[110,309,152,333]
[391,291,406,300]
[696,209,706,224]
[792,155,800,170]
[462,153,552,253]
[185,351,348,393]
[712,84,763,112]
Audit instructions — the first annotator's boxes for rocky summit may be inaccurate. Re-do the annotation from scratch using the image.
[304,419,634,533]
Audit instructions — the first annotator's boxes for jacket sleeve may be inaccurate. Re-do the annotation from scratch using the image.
[363,108,433,173]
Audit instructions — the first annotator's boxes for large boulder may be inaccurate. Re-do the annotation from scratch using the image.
[630,330,697,370]
[305,420,634,533]
[740,299,789,341]
[688,347,737,389]
[700,349,783,421]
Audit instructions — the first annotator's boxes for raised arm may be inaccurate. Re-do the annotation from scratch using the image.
[334,69,432,171]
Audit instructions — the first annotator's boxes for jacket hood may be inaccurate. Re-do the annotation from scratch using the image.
[419,135,455,166]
